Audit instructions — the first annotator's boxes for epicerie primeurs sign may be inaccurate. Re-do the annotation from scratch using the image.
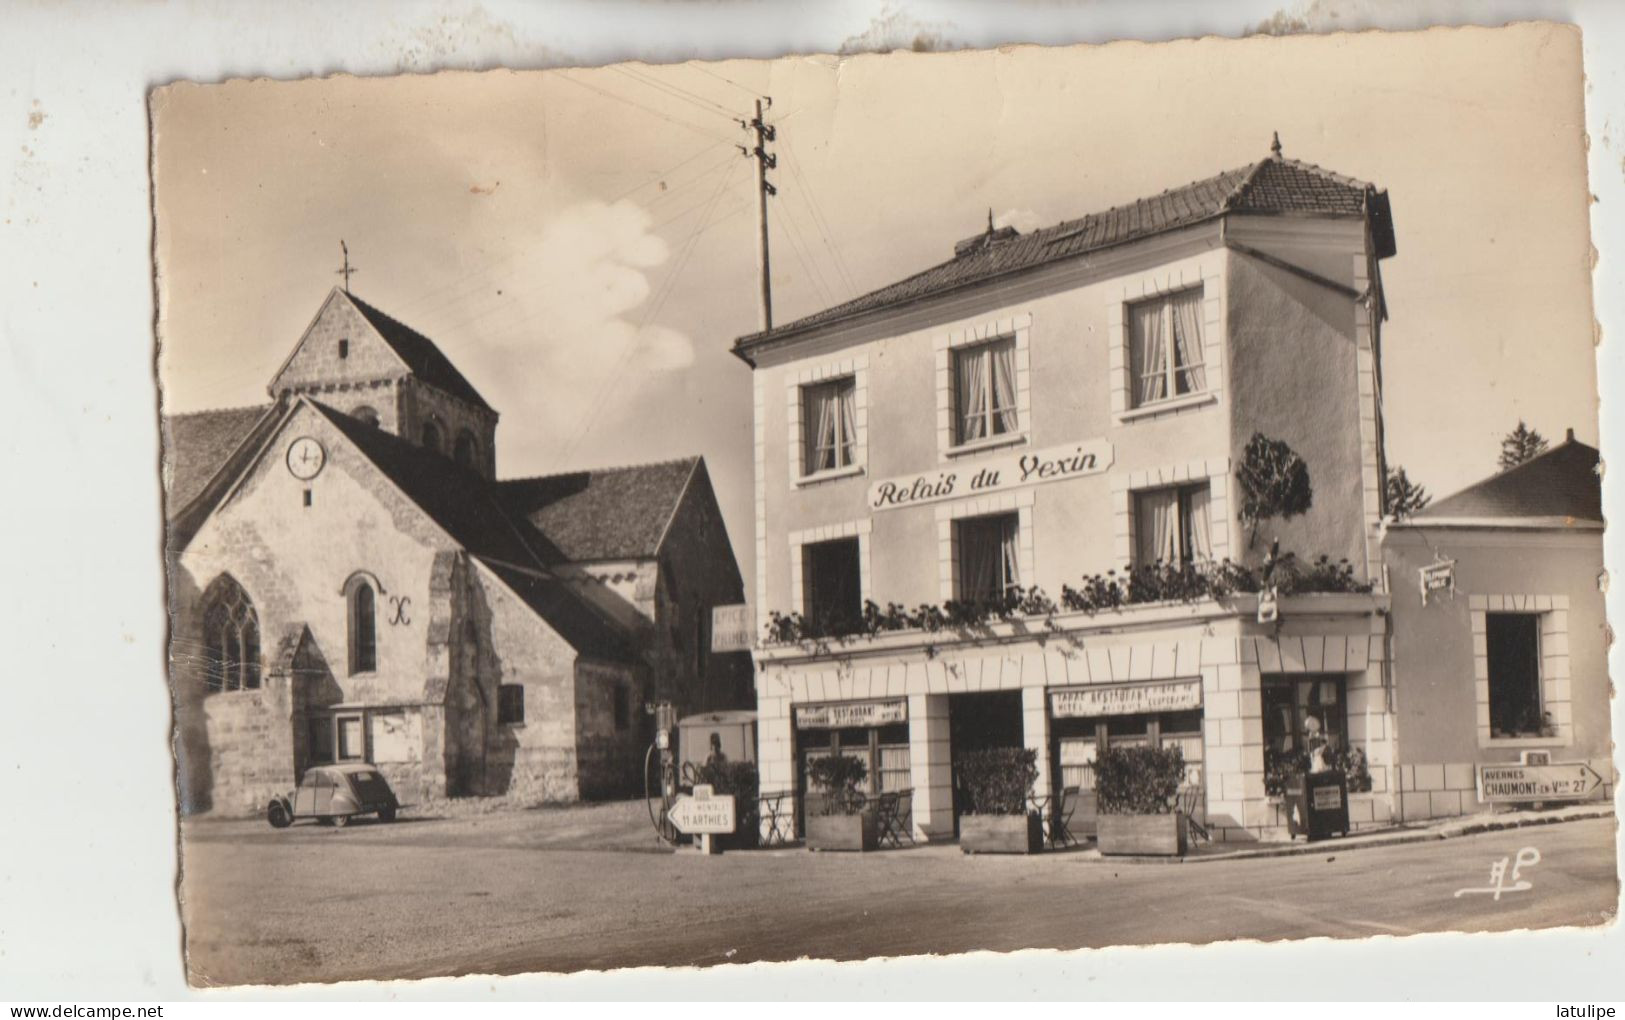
[867,439,1114,513]
[1049,679,1204,718]
[795,699,909,730]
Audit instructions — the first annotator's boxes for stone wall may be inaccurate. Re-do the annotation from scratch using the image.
[199,673,298,817]
[575,659,647,799]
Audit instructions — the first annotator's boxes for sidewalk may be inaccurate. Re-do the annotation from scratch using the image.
[1087,801,1617,865]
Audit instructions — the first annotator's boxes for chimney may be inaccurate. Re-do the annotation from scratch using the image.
[1566,427,1576,443]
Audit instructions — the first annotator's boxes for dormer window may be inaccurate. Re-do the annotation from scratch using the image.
[338,338,349,360]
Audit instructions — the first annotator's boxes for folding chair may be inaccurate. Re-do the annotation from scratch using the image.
[1179,784,1210,846]
[875,792,903,848]
[1052,786,1081,848]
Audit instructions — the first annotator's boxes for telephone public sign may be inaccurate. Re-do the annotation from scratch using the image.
[1477,762,1604,804]
[866,439,1113,513]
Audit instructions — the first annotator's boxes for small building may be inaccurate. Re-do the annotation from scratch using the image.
[1382,433,1612,818]
[165,287,750,815]
[734,141,1405,842]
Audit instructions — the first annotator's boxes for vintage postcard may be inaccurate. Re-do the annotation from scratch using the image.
[153,22,1615,987]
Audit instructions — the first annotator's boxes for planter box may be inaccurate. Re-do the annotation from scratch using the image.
[1097,812,1189,856]
[806,810,878,851]
[960,812,1044,854]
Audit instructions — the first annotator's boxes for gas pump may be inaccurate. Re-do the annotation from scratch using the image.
[643,701,680,844]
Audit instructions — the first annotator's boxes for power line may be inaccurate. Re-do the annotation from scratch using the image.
[687,63,768,100]
[552,70,741,147]
[782,145,862,299]
[614,64,739,120]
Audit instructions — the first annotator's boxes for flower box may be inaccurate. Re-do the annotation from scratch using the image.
[959,812,1044,854]
[1097,812,1189,856]
[806,809,878,852]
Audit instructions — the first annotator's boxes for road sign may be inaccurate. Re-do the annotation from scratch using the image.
[1477,761,1604,804]
[711,604,754,652]
[668,790,737,834]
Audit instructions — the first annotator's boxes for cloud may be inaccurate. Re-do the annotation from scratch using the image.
[482,198,698,437]
[995,207,1044,233]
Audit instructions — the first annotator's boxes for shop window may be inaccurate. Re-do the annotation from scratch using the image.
[1052,709,1205,791]
[802,537,862,634]
[201,574,260,692]
[335,715,364,762]
[955,513,1021,602]
[307,715,335,764]
[1134,483,1212,567]
[798,724,911,797]
[498,684,525,726]
[348,580,377,675]
[1263,675,1347,791]
[802,377,857,475]
[1128,287,1206,408]
[953,336,1019,446]
[1486,613,1547,738]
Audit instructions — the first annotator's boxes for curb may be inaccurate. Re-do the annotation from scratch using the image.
[1095,804,1616,865]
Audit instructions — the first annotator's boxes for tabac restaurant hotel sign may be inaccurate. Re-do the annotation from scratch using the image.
[867,439,1114,512]
[1050,679,1204,718]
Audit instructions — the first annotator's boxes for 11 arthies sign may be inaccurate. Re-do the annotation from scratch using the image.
[867,439,1114,512]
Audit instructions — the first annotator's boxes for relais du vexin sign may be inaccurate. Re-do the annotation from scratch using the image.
[867,439,1114,512]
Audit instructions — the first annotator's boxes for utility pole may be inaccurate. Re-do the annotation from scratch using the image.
[741,98,776,332]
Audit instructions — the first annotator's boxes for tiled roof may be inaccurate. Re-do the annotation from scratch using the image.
[477,558,636,662]
[309,402,635,659]
[1414,437,1602,523]
[310,402,553,566]
[735,154,1377,352]
[161,403,276,517]
[345,292,495,412]
[499,457,700,562]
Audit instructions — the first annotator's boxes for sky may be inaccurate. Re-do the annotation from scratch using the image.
[153,23,1597,606]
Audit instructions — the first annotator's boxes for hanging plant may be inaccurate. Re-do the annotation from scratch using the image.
[1236,432,1313,548]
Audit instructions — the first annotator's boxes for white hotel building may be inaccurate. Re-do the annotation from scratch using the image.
[732,142,1413,843]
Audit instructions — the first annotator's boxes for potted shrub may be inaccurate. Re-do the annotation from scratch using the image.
[1094,744,1188,856]
[804,755,878,852]
[956,747,1044,854]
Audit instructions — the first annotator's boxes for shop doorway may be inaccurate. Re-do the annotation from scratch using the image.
[947,691,1024,832]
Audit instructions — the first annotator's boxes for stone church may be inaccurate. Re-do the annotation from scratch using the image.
[164,287,751,815]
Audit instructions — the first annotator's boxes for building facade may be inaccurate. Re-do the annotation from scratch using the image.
[165,288,751,816]
[736,143,1415,842]
[1382,435,1612,818]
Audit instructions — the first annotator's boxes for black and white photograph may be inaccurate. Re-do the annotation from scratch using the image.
[5,2,1624,1006]
[148,20,1617,987]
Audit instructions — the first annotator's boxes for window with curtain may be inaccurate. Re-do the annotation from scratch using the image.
[348,580,377,675]
[1128,287,1206,408]
[802,378,857,475]
[953,336,1019,445]
[1133,482,1213,567]
[955,513,1021,602]
[201,574,260,693]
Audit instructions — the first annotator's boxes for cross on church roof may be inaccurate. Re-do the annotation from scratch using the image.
[336,239,358,291]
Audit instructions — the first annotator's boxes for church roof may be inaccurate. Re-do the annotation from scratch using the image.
[309,402,635,661]
[310,402,557,566]
[1412,433,1602,524]
[343,291,495,413]
[161,403,276,517]
[735,148,1391,357]
[499,457,700,562]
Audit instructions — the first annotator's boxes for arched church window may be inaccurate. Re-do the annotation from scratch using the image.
[421,419,443,453]
[201,574,260,692]
[348,580,377,675]
[352,405,380,427]
[453,430,479,469]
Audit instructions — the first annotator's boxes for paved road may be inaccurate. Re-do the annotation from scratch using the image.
[180,809,1618,986]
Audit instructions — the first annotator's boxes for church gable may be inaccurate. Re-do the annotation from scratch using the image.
[268,288,412,402]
